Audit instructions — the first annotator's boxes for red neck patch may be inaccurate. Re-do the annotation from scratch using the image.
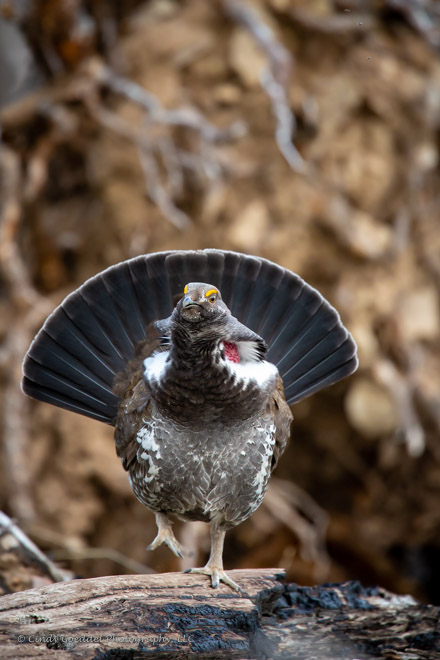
[224,341,240,363]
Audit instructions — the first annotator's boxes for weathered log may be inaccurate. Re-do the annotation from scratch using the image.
[263,580,440,660]
[0,569,283,659]
[0,569,439,659]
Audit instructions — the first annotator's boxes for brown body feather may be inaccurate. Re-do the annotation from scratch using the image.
[113,294,293,536]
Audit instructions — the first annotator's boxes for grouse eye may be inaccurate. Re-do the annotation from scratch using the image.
[205,289,218,303]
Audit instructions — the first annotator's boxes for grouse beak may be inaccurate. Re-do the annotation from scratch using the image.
[182,295,202,309]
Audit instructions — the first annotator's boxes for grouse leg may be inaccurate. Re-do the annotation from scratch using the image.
[185,524,241,592]
[146,512,184,558]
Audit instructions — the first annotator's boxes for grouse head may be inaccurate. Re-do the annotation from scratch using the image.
[177,282,229,325]
[168,281,268,371]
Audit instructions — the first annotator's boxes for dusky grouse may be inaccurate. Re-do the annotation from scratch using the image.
[22,249,358,591]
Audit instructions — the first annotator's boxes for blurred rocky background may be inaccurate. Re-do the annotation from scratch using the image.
[1,0,440,604]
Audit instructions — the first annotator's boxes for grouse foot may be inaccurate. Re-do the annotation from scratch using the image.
[184,565,242,592]
[184,524,242,591]
[146,512,184,558]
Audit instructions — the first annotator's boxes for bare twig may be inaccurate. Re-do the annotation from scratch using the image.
[222,0,306,173]
[86,99,193,230]
[83,60,248,229]
[52,547,155,575]
[264,478,330,579]
[374,359,425,457]
[139,144,192,231]
[156,135,185,199]
[385,0,440,49]
[1,58,247,231]
[29,525,155,575]
[138,121,192,231]
[0,511,70,583]
[0,72,96,130]
[92,60,247,143]
[389,207,412,257]
[287,7,374,36]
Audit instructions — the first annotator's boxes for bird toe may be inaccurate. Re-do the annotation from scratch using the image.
[184,566,242,593]
[165,537,184,559]
[147,529,184,558]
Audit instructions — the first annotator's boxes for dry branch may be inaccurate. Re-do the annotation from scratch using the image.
[0,57,246,231]
[286,6,374,35]
[264,478,329,579]
[95,62,247,143]
[0,512,69,586]
[386,0,440,49]
[374,359,425,457]
[222,0,306,174]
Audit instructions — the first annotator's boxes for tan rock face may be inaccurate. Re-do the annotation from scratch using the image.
[345,379,398,439]
[397,286,440,343]
[227,200,270,252]
[229,28,267,88]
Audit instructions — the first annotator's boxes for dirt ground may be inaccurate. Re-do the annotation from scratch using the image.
[1,0,440,604]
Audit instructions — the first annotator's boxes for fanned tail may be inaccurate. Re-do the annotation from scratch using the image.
[22,249,358,424]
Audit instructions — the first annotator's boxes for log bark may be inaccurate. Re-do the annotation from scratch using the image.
[0,569,438,659]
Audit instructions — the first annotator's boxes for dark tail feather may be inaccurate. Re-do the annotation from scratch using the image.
[22,249,358,423]
[21,377,114,423]
[22,251,175,424]
[283,340,357,403]
[210,251,358,404]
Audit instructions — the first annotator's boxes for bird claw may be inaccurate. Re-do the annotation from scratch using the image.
[184,566,242,592]
[147,529,184,559]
